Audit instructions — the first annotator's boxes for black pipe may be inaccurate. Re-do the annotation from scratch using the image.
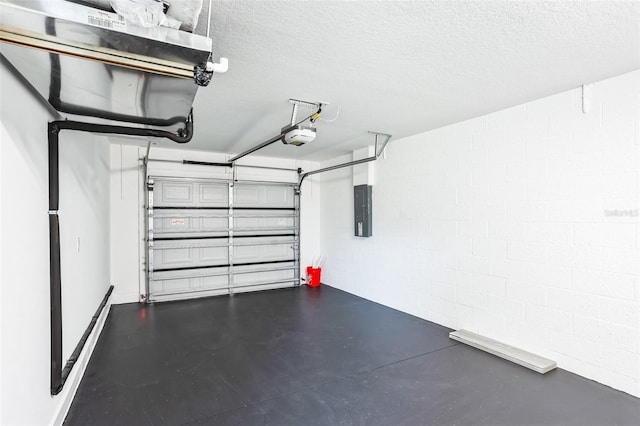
[48,121,63,395]
[154,206,295,211]
[183,160,232,168]
[49,215,63,395]
[60,286,114,387]
[51,112,194,144]
[154,235,229,241]
[53,102,190,128]
[233,233,295,238]
[155,259,295,273]
[48,124,60,210]
[154,206,228,210]
[148,159,299,173]
[153,233,295,241]
[234,207,296,211]
[48,114,194,395]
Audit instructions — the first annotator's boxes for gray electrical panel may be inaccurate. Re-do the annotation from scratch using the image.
[354,185,372,237]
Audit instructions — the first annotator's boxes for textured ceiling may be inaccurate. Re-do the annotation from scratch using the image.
[180,0,640,160]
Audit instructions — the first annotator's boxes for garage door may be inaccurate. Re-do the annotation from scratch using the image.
[146,177,300,302]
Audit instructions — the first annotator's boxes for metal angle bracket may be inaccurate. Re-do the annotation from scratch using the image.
[368,131,392,157]
[288,98,324,126]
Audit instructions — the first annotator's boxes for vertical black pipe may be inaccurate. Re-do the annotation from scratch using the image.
[47,52,61,110]
[47,16,63,394]
[48,124,59,210]
[49,215,62,395]
[47,118,193,395]
[48,123,63,395]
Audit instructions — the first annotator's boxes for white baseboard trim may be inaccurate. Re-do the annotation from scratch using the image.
[50,292,113,426]
[110,290,139,305]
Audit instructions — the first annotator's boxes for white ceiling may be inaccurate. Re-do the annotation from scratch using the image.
[180,0,640,161]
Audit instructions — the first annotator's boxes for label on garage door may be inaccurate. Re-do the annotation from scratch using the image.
[171,219,185,226]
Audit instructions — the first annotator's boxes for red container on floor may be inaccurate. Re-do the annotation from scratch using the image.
[306,266,322,287]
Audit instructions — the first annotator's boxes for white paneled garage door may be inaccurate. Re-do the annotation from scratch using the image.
[146,177,300,302]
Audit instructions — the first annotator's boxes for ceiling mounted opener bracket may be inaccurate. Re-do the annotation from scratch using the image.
[288,98,324,125]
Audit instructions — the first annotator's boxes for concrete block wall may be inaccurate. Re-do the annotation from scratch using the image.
[317,70,640,396]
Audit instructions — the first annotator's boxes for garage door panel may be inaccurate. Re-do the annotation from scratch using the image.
[154,217,194,231]
[154,216,228,235]
[152,288,229,302]
[148,177,299,302]
[154,249,195,269]
[154,245,228,270]
[201,217,228,229]
[150,274,230,296]
[233,184,293,208]
[233,268,295,285]
[153,267,229,281]
[161,183,193,203]
[157,248,192,265]
[150,277,189,294]
[156,181,228,207]
[233,243,293,263]
[234,186,259,205]
[153,239,230,251]
[265,187,291,205]
[199,184,227,204]
[234,216,295,229]
[234,236,294,245]
[200,246,228,263]
[200,274,231,290]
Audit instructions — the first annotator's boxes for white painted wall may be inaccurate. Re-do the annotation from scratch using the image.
[59,131,111,361]
[318,70,640,397]
[109,143,321,304]
[110,144,143,304]
[0,61,111,425]
[0,75,4,426]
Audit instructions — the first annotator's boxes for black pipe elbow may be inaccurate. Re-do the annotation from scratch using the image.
[171,110,194,144]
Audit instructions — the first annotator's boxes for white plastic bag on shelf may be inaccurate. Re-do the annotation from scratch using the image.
[161,14,181,29]
[165,0,203,33]
[110,0,181,29]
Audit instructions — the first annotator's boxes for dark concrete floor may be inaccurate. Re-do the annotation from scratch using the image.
[65,285,640,426]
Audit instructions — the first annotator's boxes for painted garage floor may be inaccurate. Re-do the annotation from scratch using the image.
[65,286,640,426]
